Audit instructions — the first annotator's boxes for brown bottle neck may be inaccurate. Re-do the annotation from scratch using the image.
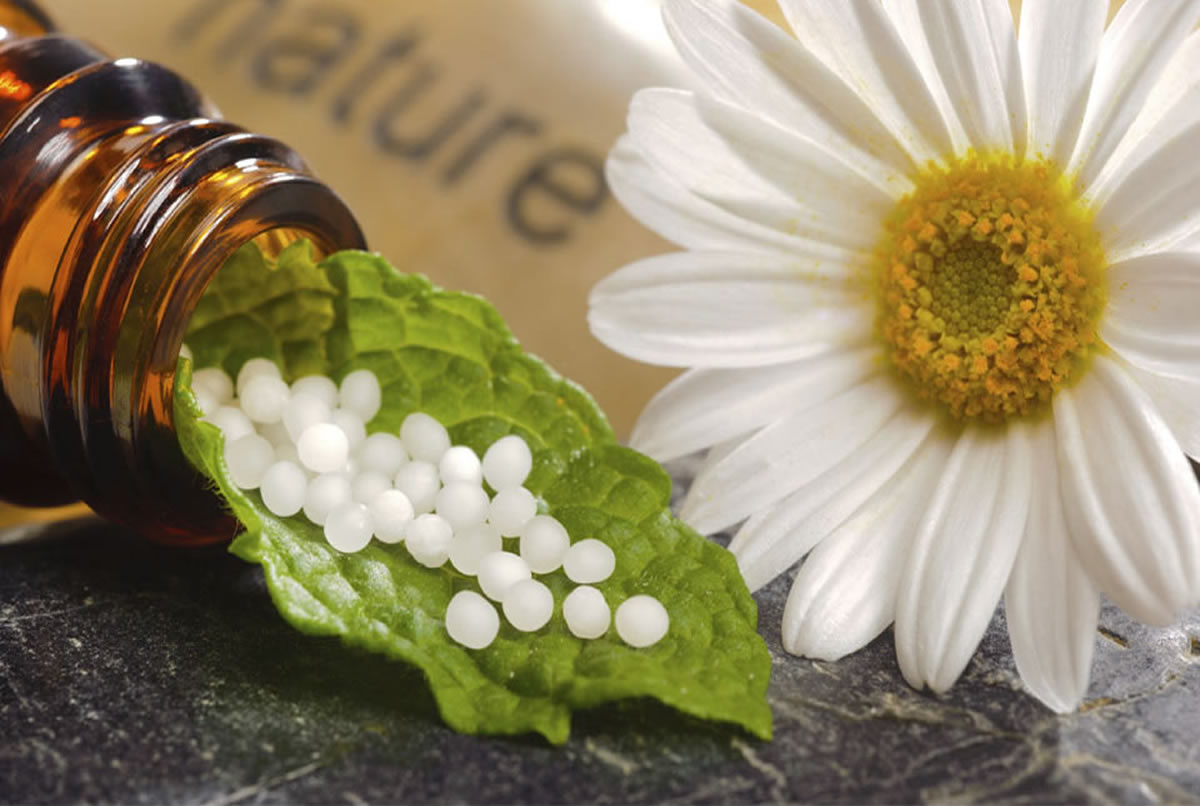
[0,11,366,543]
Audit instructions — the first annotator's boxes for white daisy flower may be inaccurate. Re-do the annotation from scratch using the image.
[589,0,1200,712]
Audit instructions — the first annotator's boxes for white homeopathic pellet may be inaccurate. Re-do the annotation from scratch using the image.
[290,374,338,409]
[235,357,280,397]
[487,486,536,537]
[238,374,290,424]
[258,419,291,449]
[224,433,275,490]
[400,412,451,463]
[191,367,233,404]
[481,434,532,491]
[284,392,332,442]
[562,586,611,640]
[518,515,570,574]
[338,368,382,422]
[358,432,409,477]
[435,482,490,531]
[296,422,350,474]
[394,461,440,514]
[206,405,255,443]
[191,389,219,417]
[324,501,374,553]
[303,472,352,525]
[405,513,453,568]
[562,538,616,584]
[368,489,413,543]
[502,578,554,632]
[614,595,669,648]
[259,460,308,517]
[438,445,482,485]
[330,407,367,450]
[477,551,531,601]
[444,590,500,650]
[448,524,502,575]
[351,470,391,505]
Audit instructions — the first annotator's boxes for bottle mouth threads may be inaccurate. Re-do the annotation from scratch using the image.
[0,27,365,542]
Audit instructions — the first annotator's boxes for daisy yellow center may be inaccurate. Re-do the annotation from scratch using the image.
[874,155,1107,422]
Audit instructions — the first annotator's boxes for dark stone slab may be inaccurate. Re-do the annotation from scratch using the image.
[0,498,1197,803]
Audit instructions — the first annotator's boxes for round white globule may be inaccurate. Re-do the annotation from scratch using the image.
[351,470,391,504]
[192,367,234,404]
[482,435,532,491]
[192,389,219,418]
[357,432,409,476]
[224,433,275,490]
[518,515,570,574]
[562,539,616,584]
[368,489,414,543]
[438,445,482,485]
[405,513,453,568]
[284,392,332,442]
[238,374,290,424]
[330,408,367,450]
[290,375,338,409]
[205,405,255,442]
[444,590,500,650]
[614,595,669,648]
[477,551,531,601]
[324,501,374,553]
[502,579,554,632]
[563,586,611,640]
[258,419,291,448]
[448,524,502,575]
[393,461,440,514]
[259,460,308,517]
[435,482,490,531]
[488,487,537,537]
[235,357,281,397]
[338,369,382,422]
[296,422,350,474]
[400,412,451,463]
[302,472,352,526]
[273,441,301,466]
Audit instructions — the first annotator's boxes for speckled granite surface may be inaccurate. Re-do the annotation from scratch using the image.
[1,488,1198,803]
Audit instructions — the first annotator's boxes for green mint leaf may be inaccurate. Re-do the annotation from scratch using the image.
[174,242,772,744]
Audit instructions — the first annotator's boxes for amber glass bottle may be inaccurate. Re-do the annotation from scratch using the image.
[0,1,366,544]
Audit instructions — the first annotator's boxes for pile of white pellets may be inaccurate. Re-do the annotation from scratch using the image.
[185,356,669,652]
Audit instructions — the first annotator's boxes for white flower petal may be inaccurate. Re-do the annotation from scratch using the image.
[731,402,937,592]
[888,0,1024,155]
[1017,0,1105,166]
[1121,361,1200,460]
[625,88,886,250]
[776,0,954,165]
[681,374,904,536]
[1004,420,1100,714]
[894,422,1033,693]
[606,135,843,256]
[1087,32,1200,207]
[1068,0,1200,191]
[782,431,953,660]
[695,92,904,221]
[1101,252,1200,377]
[588,250,871,369]
[1054,355,1200,625]
[661,0,914,176]
[629,347,878,463]
[1091,124,1200,262]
